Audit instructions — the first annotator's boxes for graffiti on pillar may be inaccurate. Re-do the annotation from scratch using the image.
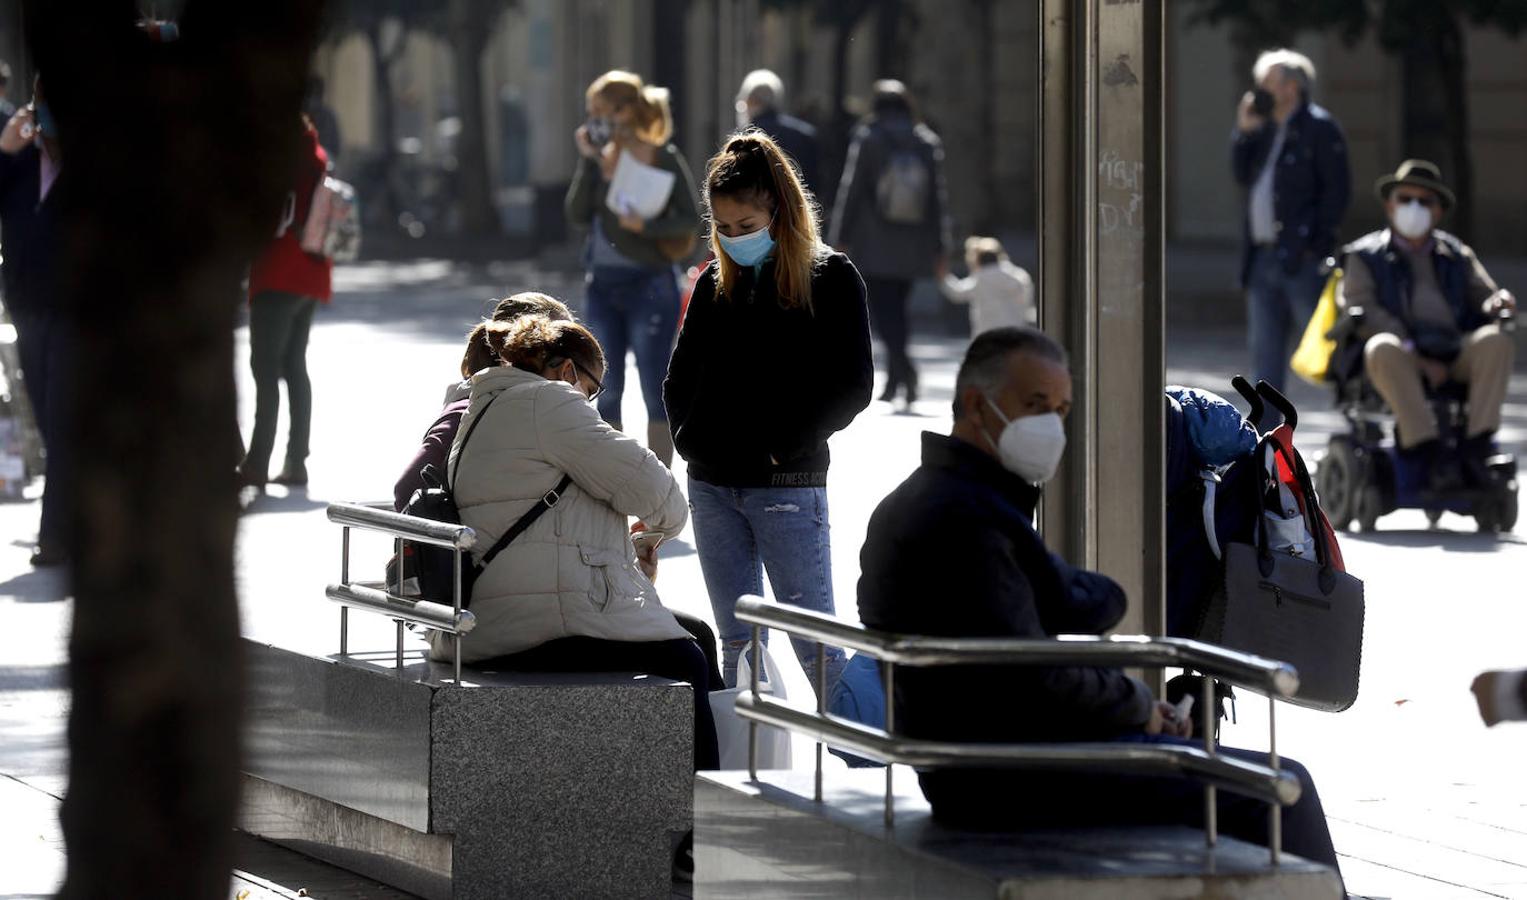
[1098,149,1145,239]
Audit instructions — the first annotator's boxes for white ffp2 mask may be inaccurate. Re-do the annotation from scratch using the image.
[1392,200,1433,240]
[983,398,1067,484]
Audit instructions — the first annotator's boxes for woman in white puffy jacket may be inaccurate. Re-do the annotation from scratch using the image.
[438,314,719,773]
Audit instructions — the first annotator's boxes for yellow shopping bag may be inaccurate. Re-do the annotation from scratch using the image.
[1291,267,1342,385]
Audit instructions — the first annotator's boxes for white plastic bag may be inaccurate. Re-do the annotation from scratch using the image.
[710,645,793,771]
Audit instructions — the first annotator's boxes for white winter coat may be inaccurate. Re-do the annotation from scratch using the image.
[940,261,1036,338]
[429,366,690,663]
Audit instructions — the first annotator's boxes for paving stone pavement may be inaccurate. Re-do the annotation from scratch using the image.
[3,259,1526,897]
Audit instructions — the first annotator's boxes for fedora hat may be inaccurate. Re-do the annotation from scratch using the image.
[1375,159,1455,210]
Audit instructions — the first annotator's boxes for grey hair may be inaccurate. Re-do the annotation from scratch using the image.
[952,326,1069,417]
[1253,49,1315,95]
[737,68,784,109]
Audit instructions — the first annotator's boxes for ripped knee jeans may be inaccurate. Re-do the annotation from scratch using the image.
[686,476,849,696]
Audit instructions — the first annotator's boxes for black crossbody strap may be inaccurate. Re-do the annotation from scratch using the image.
[448,393,499,495]
[478,474,574,572]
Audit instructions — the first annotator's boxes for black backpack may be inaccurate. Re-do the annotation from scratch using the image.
[397,395,572,608]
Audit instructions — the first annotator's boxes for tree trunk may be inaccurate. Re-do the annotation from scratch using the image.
[1401,10,1472,240]
[449,0,498,235]
[874,0,906,78]
[25,1,322,894]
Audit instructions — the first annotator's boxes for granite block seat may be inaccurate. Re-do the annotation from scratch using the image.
[239,639,694,900]
[697,768,1343,899]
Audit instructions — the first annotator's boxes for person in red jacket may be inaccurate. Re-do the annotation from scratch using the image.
[238,116,333,488]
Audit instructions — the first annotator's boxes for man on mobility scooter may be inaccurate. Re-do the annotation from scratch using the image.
[1319,159,1518,533]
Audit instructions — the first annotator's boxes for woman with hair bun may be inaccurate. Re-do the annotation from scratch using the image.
[566,70,700,467]
[663,131,873,694]
[438,312,719,767]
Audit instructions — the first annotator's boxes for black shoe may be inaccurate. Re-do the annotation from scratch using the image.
[29,545,67,567]
[236,468,268,491]
[878,383,900,404]
[672,831,694,883]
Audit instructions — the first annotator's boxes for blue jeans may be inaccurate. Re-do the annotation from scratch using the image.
[687,477,849,695]
[1246,248,1326,396]
[583,265,680,425]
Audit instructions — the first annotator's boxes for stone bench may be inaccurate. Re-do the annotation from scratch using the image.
[697,768,1343,899]
[238,639,694,900]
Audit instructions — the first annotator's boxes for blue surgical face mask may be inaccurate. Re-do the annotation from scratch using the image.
[717,216,776,267]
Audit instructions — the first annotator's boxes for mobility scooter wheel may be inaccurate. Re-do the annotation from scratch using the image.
[1317,438,1359,531]
[1497,490,1519,533]
[1354,484,1384,533]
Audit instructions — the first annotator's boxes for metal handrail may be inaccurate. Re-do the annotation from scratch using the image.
[325,501,475,683]
[735,693,1300,806]
[325,583,477,635]
[327,501,478,551]
[733,598,1299,697]
[732,596,1298,866]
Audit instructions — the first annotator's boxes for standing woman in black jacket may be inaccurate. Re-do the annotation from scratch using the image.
[664,132,872,693]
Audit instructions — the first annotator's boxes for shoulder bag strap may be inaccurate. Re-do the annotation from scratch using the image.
[448,393,499,496]
[477,474,574,572]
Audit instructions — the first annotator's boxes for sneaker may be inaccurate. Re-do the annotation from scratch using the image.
[672,831,694,883]
[29,544,67,567]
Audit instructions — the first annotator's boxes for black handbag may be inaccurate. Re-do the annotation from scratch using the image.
[1199,442,1365,712]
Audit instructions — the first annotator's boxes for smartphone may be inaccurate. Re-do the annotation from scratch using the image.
[632,530,663,553]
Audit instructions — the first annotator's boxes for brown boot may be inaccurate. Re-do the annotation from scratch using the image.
[647,421,675,468]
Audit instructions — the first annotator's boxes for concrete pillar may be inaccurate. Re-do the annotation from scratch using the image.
[1038,1,1166,643]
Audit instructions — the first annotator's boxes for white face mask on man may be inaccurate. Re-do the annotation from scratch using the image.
[1391,198,1433,241]
[982,396,1068,484]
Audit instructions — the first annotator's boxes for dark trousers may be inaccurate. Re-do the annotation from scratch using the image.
[12,305,74,549]
[918,735,1341,878]
[583,266,680,426]
[480,628,722,772]
[863,276,916,399]
[242,291,317,478]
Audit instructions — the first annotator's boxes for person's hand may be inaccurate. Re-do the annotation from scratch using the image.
[617,213,645,234]
[0,107,34,155]
[1484,289,1517,318]
[636,541,659,583]
[1236,91,1266,134]
[574,124,601,160]
[1419,357,1450,389]
[935,256,950,280]
[1145,700,1194,739]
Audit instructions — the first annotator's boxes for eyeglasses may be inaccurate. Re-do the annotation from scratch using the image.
[1394,192,1439,209]
[573,361,604,402]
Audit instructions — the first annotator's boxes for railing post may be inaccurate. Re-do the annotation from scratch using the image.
[748,624,761,782]
[883,660,896,829]
[815,641,826,803]
[393,537,404,596]
[1268,694,1281,865]
[452,547,464,685]
[1203,673,1217,848]
[395,619,405,670]
[339,527,351,656]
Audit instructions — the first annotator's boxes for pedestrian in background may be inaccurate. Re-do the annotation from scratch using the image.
[734,68,820,197]
[665,131,872,693]
[0,76,68,565]
[238,115,332,490]
[940,235,1035,338]
[1230,48,1350,395]
[565,70,700,467]
[829,80,952,411]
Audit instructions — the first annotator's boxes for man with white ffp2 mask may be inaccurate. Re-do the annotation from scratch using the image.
[1336,158,1517,491]
[854,327,1344,872]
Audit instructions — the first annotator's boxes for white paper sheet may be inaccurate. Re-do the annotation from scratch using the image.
[604,150,676,220]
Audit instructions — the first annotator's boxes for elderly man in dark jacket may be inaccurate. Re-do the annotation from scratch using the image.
[735,69,820,196]
[1231,49,1351,395]
[857,327,1341,873]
